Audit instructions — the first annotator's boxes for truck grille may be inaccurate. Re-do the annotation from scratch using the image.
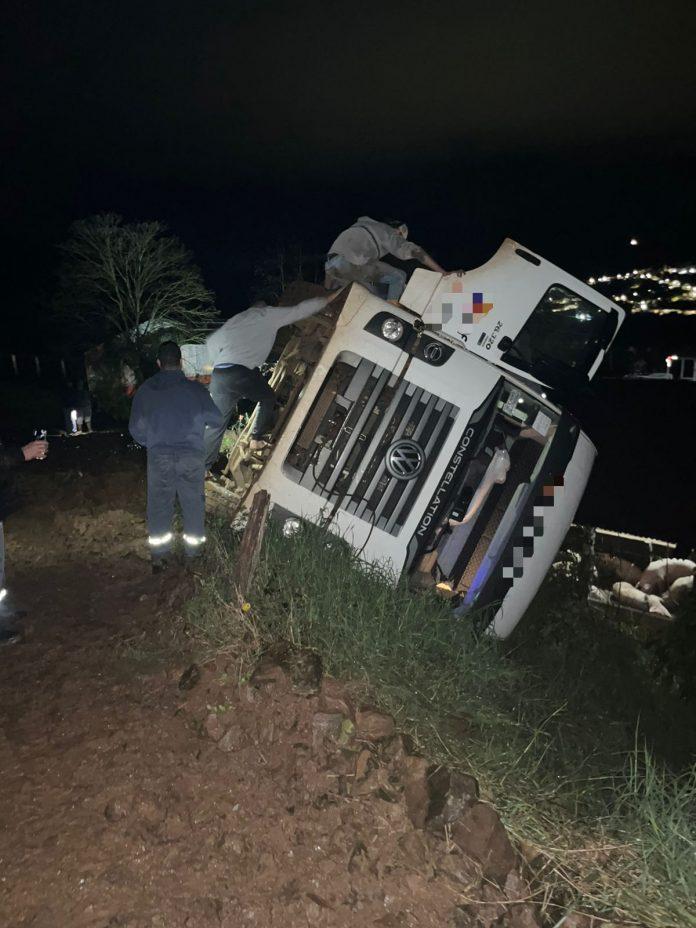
[283,356,458,536]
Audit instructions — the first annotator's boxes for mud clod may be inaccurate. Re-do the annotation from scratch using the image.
[104,799,128,822]
[355,708,396,742]
[178,662,202,691]
[451,802,518,885]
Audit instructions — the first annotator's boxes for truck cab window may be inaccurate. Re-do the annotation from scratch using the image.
[502,284,615,383]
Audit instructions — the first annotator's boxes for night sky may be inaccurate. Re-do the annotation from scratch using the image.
[3,0,696,345]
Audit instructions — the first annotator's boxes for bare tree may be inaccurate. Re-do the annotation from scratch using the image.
[56,213,217,369]
[252,239,324,303]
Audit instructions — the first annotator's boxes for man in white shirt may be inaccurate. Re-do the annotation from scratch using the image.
[204,292,340,468]
[325,216,447,300]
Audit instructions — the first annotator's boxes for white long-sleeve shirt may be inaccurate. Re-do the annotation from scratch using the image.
[205,297,328,370]
[328,216,427,266]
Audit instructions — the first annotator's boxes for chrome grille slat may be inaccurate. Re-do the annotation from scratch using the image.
[340,379,410,504]
[368,387,426,521]
[321,365,389,495]
[383,399,454,533]
[353,384,419,518]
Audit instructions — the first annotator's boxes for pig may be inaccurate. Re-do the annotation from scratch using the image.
[611,581,651,611]
[597,554,642,585]
[611,582,673,618]
[647,595,672,618]
[664,575,694,609]
[636,559,696,595]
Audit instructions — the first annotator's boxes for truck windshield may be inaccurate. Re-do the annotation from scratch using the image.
[502,284,614,380]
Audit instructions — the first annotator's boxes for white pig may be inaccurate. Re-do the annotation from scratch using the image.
[664,575,694,608]
[636,559,696,595]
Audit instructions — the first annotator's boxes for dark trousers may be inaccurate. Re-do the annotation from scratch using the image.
[147,448,206,559]
[204,365,276,468]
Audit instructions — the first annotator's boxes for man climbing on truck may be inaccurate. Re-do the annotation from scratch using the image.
[324,216,449,300]
[204,290,341,470]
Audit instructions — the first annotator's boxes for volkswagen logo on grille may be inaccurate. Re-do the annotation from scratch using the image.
[423,342,443,362]
[385,439,425,480]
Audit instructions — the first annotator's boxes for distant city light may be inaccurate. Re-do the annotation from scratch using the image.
[586,262,696,315]
[629,238,639,246]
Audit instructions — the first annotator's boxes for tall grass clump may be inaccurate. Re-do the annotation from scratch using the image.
[606,746,696,926]
[253,520,522,732]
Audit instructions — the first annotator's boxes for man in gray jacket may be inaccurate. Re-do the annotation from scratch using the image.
[325,216,448,300]
[129,341,223,569]
[204,291,339,468]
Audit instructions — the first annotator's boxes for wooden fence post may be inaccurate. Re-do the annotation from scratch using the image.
[233,489,270,599]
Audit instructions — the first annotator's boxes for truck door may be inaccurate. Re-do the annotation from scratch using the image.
[400,239,625,393]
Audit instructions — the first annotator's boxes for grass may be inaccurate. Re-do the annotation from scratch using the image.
[219,414,252,455]
[607,746,696,926]
[182,516,696,928]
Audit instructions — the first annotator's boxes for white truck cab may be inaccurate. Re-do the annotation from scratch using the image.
[215,240,625,638]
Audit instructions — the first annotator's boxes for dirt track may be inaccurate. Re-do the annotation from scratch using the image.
[0,436,542,928]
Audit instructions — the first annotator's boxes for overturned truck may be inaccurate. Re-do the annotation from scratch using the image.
[203,240,625,638]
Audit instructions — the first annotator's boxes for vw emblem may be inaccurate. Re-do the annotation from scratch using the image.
[423,342,443,362]
[385,439,425,480]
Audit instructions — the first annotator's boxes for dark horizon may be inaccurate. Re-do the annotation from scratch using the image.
[3,0,696,347]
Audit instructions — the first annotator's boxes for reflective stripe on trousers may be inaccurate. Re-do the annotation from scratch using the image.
[182,534,206,547]
[148,532,174,548]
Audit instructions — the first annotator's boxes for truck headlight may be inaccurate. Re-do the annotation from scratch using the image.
[381,317,404,342]
[283,517,302,538]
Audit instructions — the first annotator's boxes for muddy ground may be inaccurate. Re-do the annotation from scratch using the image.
[0,435,546,928]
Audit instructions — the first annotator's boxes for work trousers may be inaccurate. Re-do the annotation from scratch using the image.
[324,254,408,301]
[147,448,206,560]
[204,365,276,468]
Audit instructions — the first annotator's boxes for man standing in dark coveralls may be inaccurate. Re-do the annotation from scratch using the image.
[129,341,223,570]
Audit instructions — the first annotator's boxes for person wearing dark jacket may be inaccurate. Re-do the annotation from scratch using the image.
[1,435,49,644]
[129,341,224,569]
